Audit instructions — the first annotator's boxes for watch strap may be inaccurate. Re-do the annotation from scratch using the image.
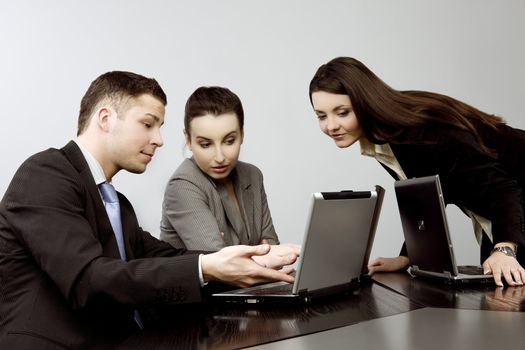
[491,246,517,258]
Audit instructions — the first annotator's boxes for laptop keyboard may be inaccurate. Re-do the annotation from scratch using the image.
[246,283,294,296]
[457,265,485,275]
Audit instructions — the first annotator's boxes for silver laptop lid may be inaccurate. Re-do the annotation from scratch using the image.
[293,188,382,293]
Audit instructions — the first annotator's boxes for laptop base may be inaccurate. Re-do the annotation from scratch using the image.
[212,280,361,305]
[410,266,494,285]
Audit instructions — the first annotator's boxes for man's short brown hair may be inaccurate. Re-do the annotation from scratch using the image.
[77,71,167,135]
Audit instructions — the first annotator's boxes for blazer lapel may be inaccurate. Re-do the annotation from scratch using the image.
[215,169,254,244]
[61,141,121,259]
[236,170,254,244]
[116,193,137,260]
[217,185,245,244]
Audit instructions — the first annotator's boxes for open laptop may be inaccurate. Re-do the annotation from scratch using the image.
[212,186,385,304]
[394,175,492,283]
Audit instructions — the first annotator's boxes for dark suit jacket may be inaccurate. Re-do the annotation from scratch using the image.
[0,141,203,349]
[386,122,525,263]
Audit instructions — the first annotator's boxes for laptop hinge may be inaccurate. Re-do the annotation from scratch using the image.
[359,273,373,284]
[298,289,308,295]
[298,289,310,303]
[443,271,454,279]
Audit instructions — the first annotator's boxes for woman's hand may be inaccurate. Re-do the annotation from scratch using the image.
[368,256,410,274]
[252,243,301,269]
[482,252,525,287]
[201,244,296,288]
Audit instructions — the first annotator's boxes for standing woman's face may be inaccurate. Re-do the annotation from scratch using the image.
[185,112,243,182]
[311,91,362,148]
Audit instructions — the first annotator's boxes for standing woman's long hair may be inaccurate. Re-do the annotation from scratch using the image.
[309,57,504,156]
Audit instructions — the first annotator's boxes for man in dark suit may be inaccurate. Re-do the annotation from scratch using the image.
[0,71,298,349]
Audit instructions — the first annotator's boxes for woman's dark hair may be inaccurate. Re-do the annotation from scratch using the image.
[309,57,504,156]
[184,86,244,134]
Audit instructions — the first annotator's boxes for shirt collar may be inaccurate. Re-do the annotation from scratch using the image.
[74,140,108,185]
[359,138,407,180]
[360,138,395,158]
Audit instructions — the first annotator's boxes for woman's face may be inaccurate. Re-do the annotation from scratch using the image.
[186,112,243,182]
[311,91,362,148]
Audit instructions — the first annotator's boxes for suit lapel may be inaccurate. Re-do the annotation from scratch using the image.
[240,184,254,244]
[117,193,137,260]
[235,168,254,244]
[61,141,122,259]
[217,185,245,243]
[215,168,254,244]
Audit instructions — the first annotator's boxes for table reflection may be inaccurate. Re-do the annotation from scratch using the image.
[118,283,420,349]
[372,271,525,311]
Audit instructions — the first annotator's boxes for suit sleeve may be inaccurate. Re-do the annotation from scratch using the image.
[161,177,226,251]
[2,152,203,309]
[435,133,525,248]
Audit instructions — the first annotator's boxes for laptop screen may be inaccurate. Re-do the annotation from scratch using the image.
[212,186,385,303]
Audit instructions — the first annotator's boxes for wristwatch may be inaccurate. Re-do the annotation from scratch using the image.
[491,246,517,258]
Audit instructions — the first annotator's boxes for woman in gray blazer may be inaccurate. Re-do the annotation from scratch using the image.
[160,86,280,251]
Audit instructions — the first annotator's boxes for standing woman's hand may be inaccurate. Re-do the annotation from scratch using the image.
[482,248,525,287]
[368,256,410,274]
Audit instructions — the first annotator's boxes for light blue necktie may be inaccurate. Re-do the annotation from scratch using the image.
[99,182,127,260]
[98,182,144,329]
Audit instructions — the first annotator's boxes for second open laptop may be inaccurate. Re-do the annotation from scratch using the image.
[212,186,385,304]
[394,175,493,283]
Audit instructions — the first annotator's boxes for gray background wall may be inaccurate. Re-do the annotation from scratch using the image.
[1,0,524,265]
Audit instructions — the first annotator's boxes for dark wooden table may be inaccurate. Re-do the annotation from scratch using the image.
[372,271,525,312]
[118,281,421,349]
[117,273,525,349]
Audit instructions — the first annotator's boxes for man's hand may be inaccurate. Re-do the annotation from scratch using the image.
[252,243,301,269]
[367,256,410,274]
[482,253,525,287]
[201,244,295,288]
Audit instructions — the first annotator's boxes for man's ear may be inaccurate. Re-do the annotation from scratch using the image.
[183,129,192,151]
[95,107,115,132]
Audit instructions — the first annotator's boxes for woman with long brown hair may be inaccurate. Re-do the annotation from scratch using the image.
[309,56,525,287]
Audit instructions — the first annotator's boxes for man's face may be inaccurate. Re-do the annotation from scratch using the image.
[105,94,165,176]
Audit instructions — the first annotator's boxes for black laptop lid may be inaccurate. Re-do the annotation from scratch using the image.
[394,175,458,275]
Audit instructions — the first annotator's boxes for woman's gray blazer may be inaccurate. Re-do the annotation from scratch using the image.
[160,158,279,250]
